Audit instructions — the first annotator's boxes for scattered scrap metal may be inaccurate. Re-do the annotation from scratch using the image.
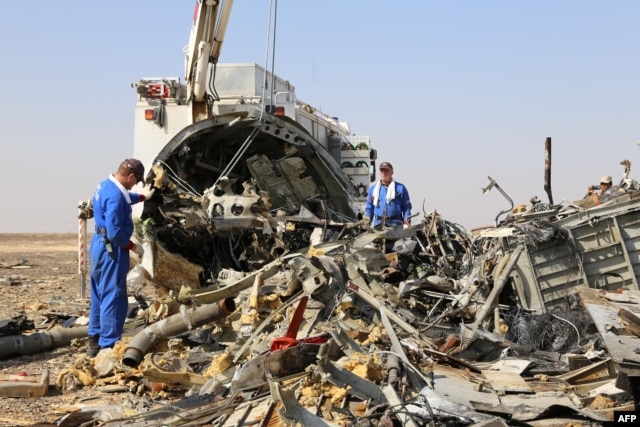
[4,163,640,426]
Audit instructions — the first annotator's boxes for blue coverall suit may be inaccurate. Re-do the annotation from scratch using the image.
[89,175,143,349]
[364,181,412,227]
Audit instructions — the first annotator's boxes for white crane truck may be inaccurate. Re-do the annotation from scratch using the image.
[127,0,377,271]
[131,1,376,221]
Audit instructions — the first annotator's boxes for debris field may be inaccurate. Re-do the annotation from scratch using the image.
[3,162,640,426]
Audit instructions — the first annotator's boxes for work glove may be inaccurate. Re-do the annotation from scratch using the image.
[403,223,410,229]
[139,183,156,201]
[130,242,144,257]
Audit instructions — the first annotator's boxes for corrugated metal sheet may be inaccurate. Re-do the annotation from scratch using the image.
[507,192,640,312]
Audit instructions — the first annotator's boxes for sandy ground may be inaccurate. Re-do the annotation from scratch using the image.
[0,233,84,324]
[0,234,124,426]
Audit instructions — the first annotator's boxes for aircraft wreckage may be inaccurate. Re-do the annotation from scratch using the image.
[3,132,638,425]
[125,135,640,426]
[7,62,640,424]
[5,0,640,421]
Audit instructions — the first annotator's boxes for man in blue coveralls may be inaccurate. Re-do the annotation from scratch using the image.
[364,161,412,228]
[87,159,155,357]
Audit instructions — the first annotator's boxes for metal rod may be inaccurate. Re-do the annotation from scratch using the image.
[544,137,554,206]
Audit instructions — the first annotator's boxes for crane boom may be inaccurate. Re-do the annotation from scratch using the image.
[184,0,234,105]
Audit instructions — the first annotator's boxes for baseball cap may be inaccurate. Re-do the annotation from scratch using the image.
[379,161,393,171]
[124,158,145,183]
[600,175,612,184]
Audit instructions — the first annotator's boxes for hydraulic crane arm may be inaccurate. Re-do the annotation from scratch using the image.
[184,0,234,103]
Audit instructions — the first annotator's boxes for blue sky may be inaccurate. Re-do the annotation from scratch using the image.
[1,0,638,232]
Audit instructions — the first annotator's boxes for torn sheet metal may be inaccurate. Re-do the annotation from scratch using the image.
[576,287,640,408]
[577,288,640,369]
[269,380,341,427]
[314,343,387,406]
[480,370,533,394]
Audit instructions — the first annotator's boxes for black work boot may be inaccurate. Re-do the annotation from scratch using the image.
[87,335,100,357]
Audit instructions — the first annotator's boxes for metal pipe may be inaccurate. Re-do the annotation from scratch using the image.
[0,326,88,359]
[348,282,420,338]
[469,245,525,333]
[122,298,235,368]
[482,176,514,226]
[386,353,400,389]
